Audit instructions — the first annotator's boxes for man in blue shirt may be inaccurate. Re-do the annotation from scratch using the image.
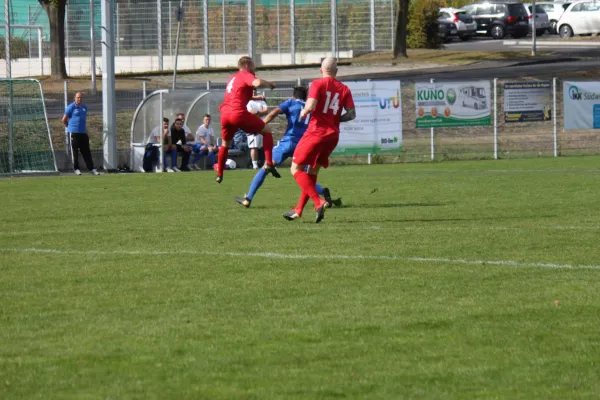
[62,92,99,175]
[234,86,341,209]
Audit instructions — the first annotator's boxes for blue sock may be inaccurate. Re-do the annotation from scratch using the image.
[315,183,324,196]
[247,167,268,201]
[163,152,168,169]
[208,151,216,167]
[170,149,177,168]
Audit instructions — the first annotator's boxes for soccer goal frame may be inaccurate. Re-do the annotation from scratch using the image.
[0,78,58,176]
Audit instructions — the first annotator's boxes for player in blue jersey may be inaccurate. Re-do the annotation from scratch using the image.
[234,86,342,209]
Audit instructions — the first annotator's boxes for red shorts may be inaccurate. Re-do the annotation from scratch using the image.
[292,134,338,169]
[220,110,265,141]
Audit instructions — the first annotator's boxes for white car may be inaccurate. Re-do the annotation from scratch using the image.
[439,7,478,40]
[557,0,600,38]
[534,2,569,33]
[525,3,550,35]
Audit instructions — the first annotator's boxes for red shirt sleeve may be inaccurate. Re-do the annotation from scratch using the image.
[241,71,256,87]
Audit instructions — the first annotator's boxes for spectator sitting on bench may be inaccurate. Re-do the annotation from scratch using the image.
[169,118,191,172]
[177,112,192,137]
[159,117,177,172]
[189,114,217,170]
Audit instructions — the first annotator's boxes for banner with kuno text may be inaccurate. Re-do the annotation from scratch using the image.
[415,81,491,128]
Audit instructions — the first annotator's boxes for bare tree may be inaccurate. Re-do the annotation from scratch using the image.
[39,0,68,79]
[393,0,409,58]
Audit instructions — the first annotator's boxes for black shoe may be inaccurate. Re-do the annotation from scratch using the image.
[215,175,223,184]
[265,164,281,178]
[315,202,327,224]
[331,197,343,207]
[234,196,251,208]
[283,210,301,221]
[180,166,191,172]
[323,187,333,208]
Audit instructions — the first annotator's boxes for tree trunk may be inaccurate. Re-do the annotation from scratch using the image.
[393,0,409,58]
[42,1,68,79]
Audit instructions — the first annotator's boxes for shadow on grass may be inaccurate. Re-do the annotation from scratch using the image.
[342,202,452,209]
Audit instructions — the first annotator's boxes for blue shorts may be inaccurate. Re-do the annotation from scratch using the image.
[272,140,298,165]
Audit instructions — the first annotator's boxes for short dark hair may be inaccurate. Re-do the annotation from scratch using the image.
[163,117,169,123]
[203,114,211,119]
[293,86,308,101]
[175,118,183,124]
[238,56,253,69]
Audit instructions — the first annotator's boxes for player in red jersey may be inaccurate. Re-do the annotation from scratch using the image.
[283,57,356,223]
[217,56,280,184]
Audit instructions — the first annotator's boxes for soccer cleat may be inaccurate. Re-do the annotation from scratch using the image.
[315,201,327,224]
[264,163,281,178]
[234,196,251,208]
[283,210,301,221]
[91,169,100,176]
[331,197,343,207]
[215,175,223,184]
[166,168,175,173]
[74,169,81,176]
[173,166,181,172]
[322,187,342,208]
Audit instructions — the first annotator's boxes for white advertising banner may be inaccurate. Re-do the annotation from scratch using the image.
[335,80,402,154]
[415,80,491,128]
[563,81,600,130]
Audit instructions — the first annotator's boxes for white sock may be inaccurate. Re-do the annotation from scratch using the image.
[252,161,259,169]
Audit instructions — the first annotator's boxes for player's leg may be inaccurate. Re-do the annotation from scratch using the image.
[170,145,179,171]
[236,140,289,208]
[238,112,280,178]
[216,115,236,183]
[71,134,81,172]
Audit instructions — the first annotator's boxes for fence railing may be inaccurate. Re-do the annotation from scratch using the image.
[37,76,600,172]
[1,0,394,78]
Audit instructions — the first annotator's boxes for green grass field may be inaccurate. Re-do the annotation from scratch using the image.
[1,157,600,399]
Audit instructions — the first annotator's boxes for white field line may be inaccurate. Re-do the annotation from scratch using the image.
[1,225,599,237]
[1,247,599,270]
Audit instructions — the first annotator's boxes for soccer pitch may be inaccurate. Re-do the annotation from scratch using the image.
[1,157,600,399]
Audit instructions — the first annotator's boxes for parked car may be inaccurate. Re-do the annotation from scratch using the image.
[525,4,550,36]
[438,21,458,42]
[462,1,530,39]
[557,0,600,38]
[534,1,569,33]
[439,7,477,40]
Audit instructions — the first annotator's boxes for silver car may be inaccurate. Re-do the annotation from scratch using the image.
[439,7,478,40]
[525,3,550,35]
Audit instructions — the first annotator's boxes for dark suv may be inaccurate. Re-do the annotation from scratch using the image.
[462,2,529,39]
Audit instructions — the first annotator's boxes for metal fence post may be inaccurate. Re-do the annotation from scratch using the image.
[5,0,13,173]
[115,5,120,56]
[142,80,147,98]
[290,0,295,64]
[390,0,394,51]
[276,0,280,55]
[330,0,337,58]
[157,0,163,70]
[38,28,43,75]
[28,6,32,58]
[248,0,256,59]
[203,0,209,67]
[90,0,97,95]
[222,0,226,54]
[370,0,375,51]
[494,78,498,159]
[430,78,435,161]
[64,80,70,159]
[65,2,69,72]
[553,77,558,157]
[101,0,118,171]
[169,1,173,56]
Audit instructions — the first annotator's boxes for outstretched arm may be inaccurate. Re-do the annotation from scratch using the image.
[300,98,318,119]
[262,107,282,124]
[252,78,276,90]
[339,107,356,123]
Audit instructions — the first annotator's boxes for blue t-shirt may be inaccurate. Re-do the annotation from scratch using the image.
[278,98,309,143]
[64,102,88,134]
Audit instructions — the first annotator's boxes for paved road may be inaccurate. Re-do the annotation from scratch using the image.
[445,35,600,53]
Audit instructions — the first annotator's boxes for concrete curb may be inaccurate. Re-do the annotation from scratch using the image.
[503,40,600,47]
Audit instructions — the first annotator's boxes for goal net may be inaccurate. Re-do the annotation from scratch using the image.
[0,79,57,175]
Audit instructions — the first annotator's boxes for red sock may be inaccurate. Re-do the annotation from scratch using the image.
[295,192,310,215]
[293,171,321,208]
[262,132,274,165]
[217,146,229,176]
